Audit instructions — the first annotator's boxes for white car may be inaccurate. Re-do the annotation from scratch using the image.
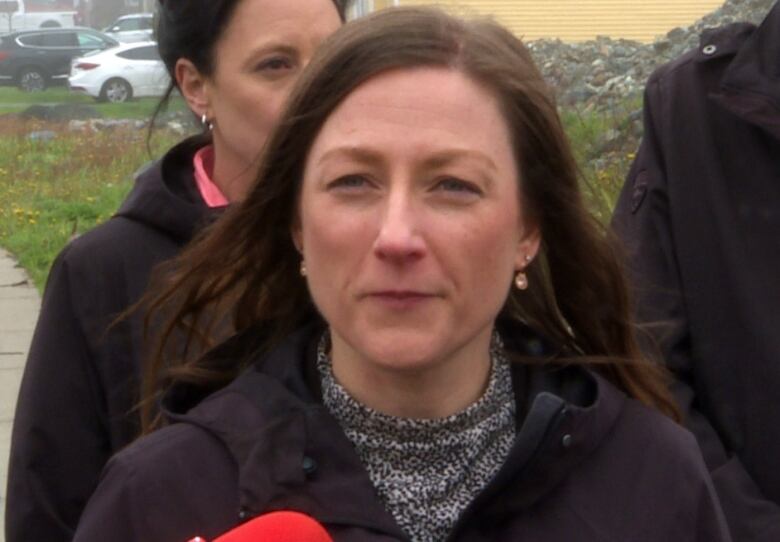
[0,0,76,32]
[69,42,169,103]
[103,13,155,43]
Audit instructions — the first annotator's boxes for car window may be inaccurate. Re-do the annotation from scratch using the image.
[41,32,78,47]
[100,35,119,48]
[17,34,44,47]
[77,33,105,49]
[116,45,160,61]
[117,18,142,31]
[139,17,154,30]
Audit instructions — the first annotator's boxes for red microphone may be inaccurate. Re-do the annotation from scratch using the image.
[188,511,333,542]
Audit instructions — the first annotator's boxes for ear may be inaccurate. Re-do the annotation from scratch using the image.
[291,220,303,254]
[515,224,541,270]
[175,58,211,120]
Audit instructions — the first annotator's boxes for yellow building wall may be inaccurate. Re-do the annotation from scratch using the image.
[393,0,725,42]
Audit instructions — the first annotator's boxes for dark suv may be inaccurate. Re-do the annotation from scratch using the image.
[0,27,118,91]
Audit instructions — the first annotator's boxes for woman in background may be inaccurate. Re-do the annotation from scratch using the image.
[4,1,344,540]
[73,8,730,542]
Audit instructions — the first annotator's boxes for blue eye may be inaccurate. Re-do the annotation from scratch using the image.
[436,177,481,195]
[329,175,369,190]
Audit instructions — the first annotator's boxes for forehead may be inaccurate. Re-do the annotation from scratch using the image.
[309,66,515,161]
[217,0,340,53]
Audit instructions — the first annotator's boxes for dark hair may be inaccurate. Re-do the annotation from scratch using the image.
[148,0,348,138]
[139,7,679,432]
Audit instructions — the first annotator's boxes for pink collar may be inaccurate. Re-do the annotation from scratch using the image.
[193,145,229,208]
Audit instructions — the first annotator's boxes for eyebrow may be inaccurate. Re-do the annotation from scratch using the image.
[316,146,499,173]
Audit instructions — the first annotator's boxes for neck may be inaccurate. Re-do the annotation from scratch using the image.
[329,329,494,419]
[210,143,258,203]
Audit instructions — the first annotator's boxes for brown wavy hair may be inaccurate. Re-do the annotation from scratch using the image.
[138,6,679,432]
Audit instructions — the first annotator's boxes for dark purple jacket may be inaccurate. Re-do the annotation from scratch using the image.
[612,6,780,541]
[73,322,730,542]
[5,137,215,542]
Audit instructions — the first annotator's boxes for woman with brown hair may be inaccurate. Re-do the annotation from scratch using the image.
[74,8,729,542]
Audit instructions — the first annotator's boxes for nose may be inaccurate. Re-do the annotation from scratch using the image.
[373,192,426,265]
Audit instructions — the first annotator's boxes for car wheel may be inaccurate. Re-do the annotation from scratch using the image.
[18,68,46,92]
[40,20,62,28]
[100,78,133,103]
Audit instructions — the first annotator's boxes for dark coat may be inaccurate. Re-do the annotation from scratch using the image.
[5,137,216,542]
[73,322,730,542]
[612,6,780,541]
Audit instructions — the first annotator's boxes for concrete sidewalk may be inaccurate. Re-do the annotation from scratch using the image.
[0,249,40,542]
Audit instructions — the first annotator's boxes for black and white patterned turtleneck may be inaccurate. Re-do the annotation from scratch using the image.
[317,332,516,542]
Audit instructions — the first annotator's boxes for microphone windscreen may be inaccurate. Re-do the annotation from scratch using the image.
[213,511,333,542]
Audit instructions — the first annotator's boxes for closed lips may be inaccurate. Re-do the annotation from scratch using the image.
[369,291,436,298]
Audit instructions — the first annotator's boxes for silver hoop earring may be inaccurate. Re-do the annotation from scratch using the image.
[201,113,213,131]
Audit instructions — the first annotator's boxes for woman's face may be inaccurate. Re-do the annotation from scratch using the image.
[295,67,540,389]
[203,0,341,194]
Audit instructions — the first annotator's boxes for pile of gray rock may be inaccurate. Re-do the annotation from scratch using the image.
[64,110,195,136]
[528,0,775,109]
[16,106,197,140]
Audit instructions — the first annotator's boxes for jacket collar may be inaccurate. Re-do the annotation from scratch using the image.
[114,134,221,243]
[701,3,780,137]
[463,364,624,524]
[169,322,627,534]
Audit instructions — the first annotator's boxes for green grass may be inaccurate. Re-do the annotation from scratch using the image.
[0,118,181,289]
[0,87,189,119]
[0,87,76,103]
[561,97,643,222]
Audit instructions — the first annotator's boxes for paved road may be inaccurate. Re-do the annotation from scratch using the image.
[0,249,40,542]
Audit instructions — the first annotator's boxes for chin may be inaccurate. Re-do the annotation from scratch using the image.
[356,330,452,373]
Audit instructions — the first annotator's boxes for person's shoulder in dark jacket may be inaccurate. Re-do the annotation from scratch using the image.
[73,421,239,542]
[553,381,729,542]
[644,21,755,99]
